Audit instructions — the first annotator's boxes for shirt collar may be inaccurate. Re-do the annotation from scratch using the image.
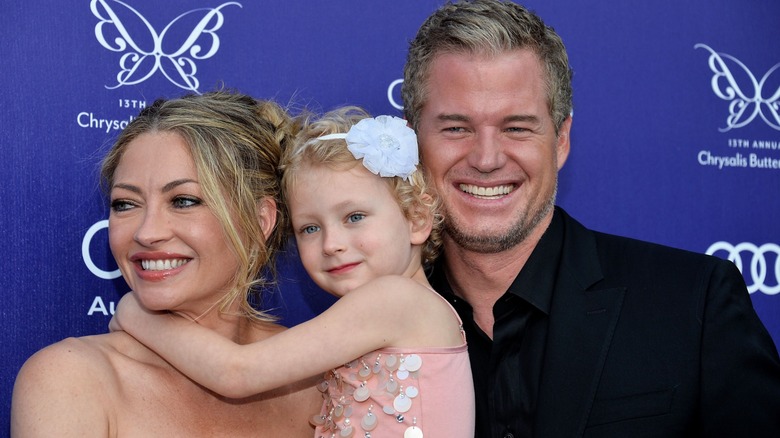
[430,208,564,315]
[506,208,564,315]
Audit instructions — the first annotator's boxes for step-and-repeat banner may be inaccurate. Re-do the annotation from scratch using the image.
[2,0,778,429]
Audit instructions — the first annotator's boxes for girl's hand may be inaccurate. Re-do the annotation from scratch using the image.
[108,291,145,333]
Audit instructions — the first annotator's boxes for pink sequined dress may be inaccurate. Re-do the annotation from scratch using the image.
[311,295,475,438]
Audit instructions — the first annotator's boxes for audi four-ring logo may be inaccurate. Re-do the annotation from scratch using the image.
[706,242,780,295]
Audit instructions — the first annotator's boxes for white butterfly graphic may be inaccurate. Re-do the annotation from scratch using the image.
[91,0,241,93]
[695,44,780,132]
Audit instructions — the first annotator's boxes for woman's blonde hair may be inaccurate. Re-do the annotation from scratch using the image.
[280,106,443,265]
[101,90,293,321]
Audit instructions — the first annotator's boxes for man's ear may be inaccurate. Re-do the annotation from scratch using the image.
[556,115,572,170]
[256,197,278,240]
[408,194,434,246]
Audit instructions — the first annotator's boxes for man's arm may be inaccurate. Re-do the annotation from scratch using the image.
[700,258,780,436]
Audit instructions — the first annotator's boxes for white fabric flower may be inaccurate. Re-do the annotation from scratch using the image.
[344,116,419,180]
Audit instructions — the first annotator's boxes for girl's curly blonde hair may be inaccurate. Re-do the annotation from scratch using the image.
[280,106,443,265]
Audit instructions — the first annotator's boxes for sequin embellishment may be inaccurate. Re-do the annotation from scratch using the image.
[312,353,424,436]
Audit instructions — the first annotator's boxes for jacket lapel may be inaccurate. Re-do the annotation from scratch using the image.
[534,210,626,437]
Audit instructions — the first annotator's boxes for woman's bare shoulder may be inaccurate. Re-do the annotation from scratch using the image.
[17,334,123,383]
[10,332,144,437]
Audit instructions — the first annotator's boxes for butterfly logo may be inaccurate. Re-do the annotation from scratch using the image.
[91,0,242,93]
[695,44,780,132]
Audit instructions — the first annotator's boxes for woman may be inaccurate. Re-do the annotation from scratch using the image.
[10,91,321,437]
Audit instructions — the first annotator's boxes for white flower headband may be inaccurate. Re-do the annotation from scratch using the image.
[317,115,419,181]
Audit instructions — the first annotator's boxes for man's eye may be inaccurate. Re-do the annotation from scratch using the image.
[506,127,528,133]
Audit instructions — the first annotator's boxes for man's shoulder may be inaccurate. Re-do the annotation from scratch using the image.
[559,208,718,264]
[593,229,726,271]
[557,208,734,283]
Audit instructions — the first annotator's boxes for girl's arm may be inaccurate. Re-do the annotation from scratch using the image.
[111,276,431,399]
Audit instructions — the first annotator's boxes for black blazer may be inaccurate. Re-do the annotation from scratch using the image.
[534,209,780,437]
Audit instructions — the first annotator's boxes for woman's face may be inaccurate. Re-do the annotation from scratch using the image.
[108,131,240,319]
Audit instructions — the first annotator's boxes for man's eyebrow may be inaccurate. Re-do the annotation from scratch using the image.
[504,114,540,124]
[435,114,541,124]
[436,113,470,122]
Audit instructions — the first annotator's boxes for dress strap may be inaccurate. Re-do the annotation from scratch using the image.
[425,286,467,343]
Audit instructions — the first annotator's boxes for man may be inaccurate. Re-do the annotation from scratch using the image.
[402,1,780,436]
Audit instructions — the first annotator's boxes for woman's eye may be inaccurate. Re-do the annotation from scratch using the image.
[301,225,320,235]
[110,199,135,212]
[172,196,201,209]
[347,213,365,223]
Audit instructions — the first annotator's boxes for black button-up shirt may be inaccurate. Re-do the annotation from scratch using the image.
[430,210,564,438]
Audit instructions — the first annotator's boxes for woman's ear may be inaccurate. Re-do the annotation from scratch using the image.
[408,194,434,246]
[256,197,278,240]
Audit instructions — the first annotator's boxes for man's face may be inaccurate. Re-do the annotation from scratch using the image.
[416,49,571,253]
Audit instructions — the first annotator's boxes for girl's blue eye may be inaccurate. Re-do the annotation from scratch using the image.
[347,213,365,223]
[302,225,320,234]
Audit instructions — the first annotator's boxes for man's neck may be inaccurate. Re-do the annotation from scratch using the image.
[442,214,551,339]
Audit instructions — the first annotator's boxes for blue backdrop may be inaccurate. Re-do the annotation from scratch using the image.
[3,1,779,433]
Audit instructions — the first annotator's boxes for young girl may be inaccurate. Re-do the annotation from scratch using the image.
[112,107,475,437]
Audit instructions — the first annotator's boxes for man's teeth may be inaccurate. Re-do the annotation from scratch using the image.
[459,184,514,198]
[141,259,189,271]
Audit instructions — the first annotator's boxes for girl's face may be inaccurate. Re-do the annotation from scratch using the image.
[108,131,240,320]
[289,164,429,297]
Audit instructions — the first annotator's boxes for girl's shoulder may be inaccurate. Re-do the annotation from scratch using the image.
[344,275,462,347]
[362,273,421,288]
[340,274,445,310]
[345,274,448,313]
